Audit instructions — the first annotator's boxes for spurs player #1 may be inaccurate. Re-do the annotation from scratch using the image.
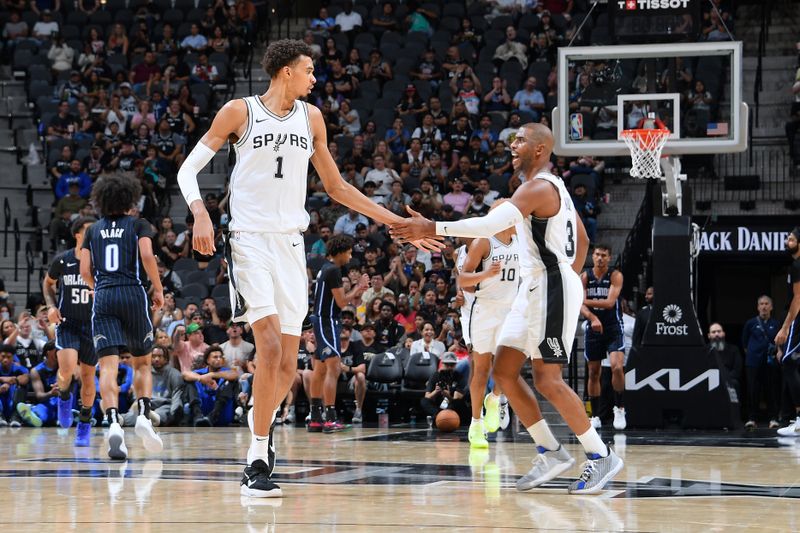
[176,39,442,498]
[390,123,624,495]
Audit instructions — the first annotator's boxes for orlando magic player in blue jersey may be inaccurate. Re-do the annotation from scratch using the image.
[580,244,626,430]
[308,235,368,433]
[776,228,800,437]
[42,216,97,445]
[16,341,60,427]
[79,176,165,460]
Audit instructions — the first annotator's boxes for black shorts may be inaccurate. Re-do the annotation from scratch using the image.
[310,315,341,362]
[583,321,625,362]
[55,321,97,366]
[92,285,154,357]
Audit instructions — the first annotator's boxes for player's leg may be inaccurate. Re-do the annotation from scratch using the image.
[56,346,79,429]
[322,355,345,432]
[285,369,302,424]
[308,353,326,431]
[74,362,96,445]
[468,351,491,448]
[130,353,163,452]
[608,349,626,430]
[584,329,604,429]
[352,372,366,423]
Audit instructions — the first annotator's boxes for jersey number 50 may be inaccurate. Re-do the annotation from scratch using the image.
[71,288,91,304]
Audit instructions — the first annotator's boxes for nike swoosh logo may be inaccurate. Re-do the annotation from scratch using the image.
[256,437,268,442]
[292,242,301,247]
[255,118,268,123]
[247,478,258,487]
[66,263,77,267]
[529,287,537,292]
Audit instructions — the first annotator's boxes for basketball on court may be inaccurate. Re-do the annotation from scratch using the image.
[436,409,461,433]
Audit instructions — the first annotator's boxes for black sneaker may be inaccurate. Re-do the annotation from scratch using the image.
[8,411,22,428]
[240,459,282,498]
[194,415,212,427]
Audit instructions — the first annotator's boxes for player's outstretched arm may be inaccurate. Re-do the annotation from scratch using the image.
[307,104,442,251]
[177,99,246,256]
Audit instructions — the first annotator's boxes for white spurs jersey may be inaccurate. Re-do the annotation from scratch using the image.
[475,235,520,303]
[228,96,314,233]
[455,245,475,309]
[517,172,578,275]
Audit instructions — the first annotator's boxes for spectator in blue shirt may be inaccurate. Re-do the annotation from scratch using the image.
[0,344,29,427]
[180,24,208,53]
[742,295,781,428]
[54,160,93,200]
[183,344,239,426]
[310,7,336,36]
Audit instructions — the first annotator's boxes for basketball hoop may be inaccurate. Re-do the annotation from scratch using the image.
[620,128,670,179]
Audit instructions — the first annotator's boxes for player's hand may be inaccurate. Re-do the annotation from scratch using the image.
[487,260,502,277]
[47,306,63,325]
[192,211,216,255]
[590,317,603,334]
[454,289,464,308]
[775,326,789,349]
[151,289,164,311]
[389,206,438,242]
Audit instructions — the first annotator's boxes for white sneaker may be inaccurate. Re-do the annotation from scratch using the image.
[135,415,164,453]
[351,409,363,424]
[107,422,128,460]
[590,416,602,429]
[612,407,627,430]
[285,407,295,424]
[516,446,575,491]
[777,419,800,437]
[499,397,510,430]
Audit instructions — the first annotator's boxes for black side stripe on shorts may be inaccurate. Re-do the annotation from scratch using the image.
[530,218,568,364]
[224,233,248,321]
[468,297,477,349]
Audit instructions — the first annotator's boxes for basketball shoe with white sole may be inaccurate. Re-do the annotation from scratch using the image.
[568,447,624,495]
[612,407,627,430]
[135,414,164,453]
[516,446,575,491]
[107,422,128,460]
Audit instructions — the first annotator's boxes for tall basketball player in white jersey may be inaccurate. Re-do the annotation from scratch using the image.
[391,123,624,494]
[177,40,440,498]
[458,208,517,449]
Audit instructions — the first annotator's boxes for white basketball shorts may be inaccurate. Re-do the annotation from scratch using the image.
[226,231,308,336]
[468,300,509,355]
[497,264,583,364]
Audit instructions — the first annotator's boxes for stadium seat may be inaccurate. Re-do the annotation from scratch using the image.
[519,13,540,33]
[442,3,466,19]
[174,257,199,271]
[89,11,113,27]
[66,11,88,27]
[490,15,513,31]
[180,283,209,299]
[500,59,525,88]
[186,270,212,288]
[439,16,460,34]
[163,9,184,27]
[175,0,195,11]
[211,284,230,300]
[366,352,404,384]
[115,9,134,26]
[402,352,438,391]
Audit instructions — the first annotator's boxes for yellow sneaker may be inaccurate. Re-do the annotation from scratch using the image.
[468,419,489,449]
[483,393,501,433]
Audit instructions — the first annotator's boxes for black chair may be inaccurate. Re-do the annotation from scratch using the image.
[211,284,230,300]
[186,270,212,287]
[402,352,438,392]
[173,257,199,271]
[366,352,404,384]
[180,282,209,299]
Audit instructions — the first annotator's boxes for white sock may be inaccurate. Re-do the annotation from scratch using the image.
[471,417,482,425]
[487,391,500,402]
[526,419,559,451]
[247,433,269,466]
[577,427,608,457]
[499,394,507,403]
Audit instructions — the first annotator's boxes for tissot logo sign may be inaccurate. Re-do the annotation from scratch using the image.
[618,0,692,9]
[698,228,790,253]
[655,304,689,335]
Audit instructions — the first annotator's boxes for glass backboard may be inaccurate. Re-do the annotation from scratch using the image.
[552,41,747,157]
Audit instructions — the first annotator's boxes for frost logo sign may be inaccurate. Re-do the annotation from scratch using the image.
[655,304,688,335]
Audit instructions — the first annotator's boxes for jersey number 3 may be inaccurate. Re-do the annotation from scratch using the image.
[565,220,575,258]
[274,156,284,179]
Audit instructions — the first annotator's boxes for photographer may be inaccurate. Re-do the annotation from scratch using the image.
[420,352,468,426]
[741,296,781,429]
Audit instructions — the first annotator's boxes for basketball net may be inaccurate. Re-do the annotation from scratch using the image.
[620,128,671,179]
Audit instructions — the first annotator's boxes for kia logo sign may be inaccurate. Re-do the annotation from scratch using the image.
[626,368,720,391]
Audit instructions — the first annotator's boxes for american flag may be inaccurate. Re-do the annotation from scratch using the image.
[707,122,729,136]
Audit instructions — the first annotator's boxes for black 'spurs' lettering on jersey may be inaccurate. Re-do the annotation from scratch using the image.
[252,132,309,151]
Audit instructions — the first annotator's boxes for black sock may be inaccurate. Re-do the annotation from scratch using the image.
[310,398,323,422]
[614,390,624,409]
[105,407,119,426]
[137,397,151,418]
[59,388,71,401]
[325,405,337,423]
[589,397,600,418]
[79,407,92,423]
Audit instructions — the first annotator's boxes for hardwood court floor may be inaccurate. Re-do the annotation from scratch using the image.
[1,424,798,532]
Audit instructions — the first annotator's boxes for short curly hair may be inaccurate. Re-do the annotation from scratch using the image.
[261,39,314,78]
[326,234,354,258]
[91,175,141,217]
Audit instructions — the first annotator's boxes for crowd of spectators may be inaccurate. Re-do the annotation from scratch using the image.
[0,0,741,427]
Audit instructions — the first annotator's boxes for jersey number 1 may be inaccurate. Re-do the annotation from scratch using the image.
[274,156,284,179]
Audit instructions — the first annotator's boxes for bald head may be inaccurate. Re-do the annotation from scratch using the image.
[511,122,554,175]
[522,122,555,150]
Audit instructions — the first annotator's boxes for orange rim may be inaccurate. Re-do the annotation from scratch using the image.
[621,128,670,150]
